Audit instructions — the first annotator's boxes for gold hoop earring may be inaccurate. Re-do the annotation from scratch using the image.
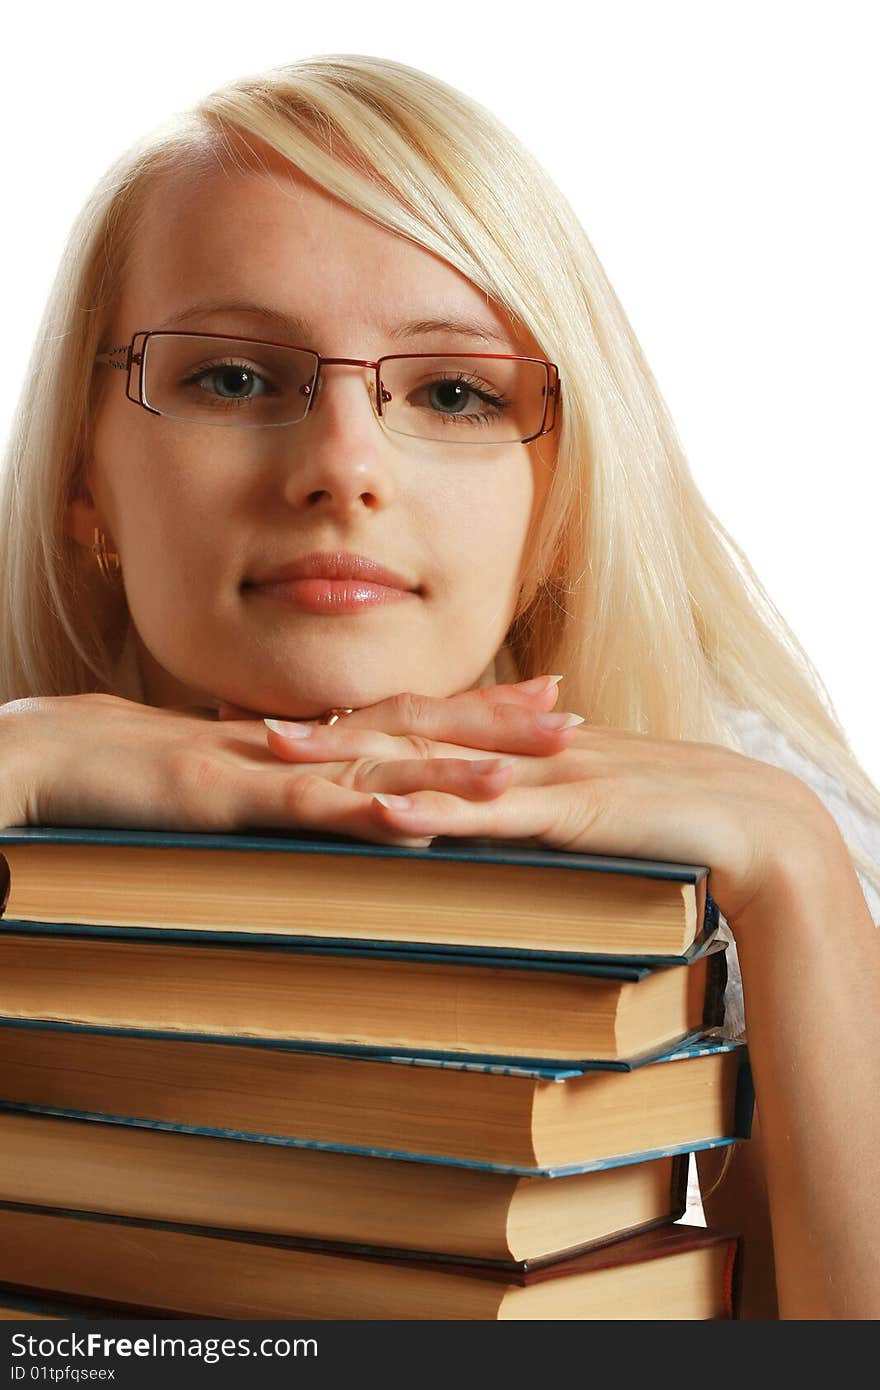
[92,527,122,583]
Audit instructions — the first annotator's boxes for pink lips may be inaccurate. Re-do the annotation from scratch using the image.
[244,551,420,614]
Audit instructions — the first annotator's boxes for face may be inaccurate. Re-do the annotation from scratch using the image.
[69,156,556,718]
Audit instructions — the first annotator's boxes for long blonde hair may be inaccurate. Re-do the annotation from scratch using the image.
[2,52,878,892]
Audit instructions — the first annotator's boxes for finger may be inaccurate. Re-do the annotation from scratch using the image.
[264,721,418,764]
[264,700,584,761]
[478,675,564,709]
[217,676,562,724]
[368,782,565,842]
[352,755,516,801]
[234,767,437,849]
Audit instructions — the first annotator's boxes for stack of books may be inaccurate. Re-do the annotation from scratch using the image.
[0,826,752,1319]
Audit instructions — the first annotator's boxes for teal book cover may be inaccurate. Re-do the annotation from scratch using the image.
[0,825,719,964]
[0,933,727,1067]
[0,1028,753,1178]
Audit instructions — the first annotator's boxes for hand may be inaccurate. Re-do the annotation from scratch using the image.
[285,718,837,924]
[0,677,577,847]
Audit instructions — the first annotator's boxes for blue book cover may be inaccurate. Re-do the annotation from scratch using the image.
[0,927,727,1067]
[0,1026,752,1177]
[0,825,719,963]
[0,915,725,976]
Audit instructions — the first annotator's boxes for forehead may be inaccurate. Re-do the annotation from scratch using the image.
[119,157,530,353]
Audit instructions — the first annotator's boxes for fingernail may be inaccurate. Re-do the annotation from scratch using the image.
[515,674,564,694]
[264,718,314,739]
[372,793,414,810]
[535,712,585,730]
[474,756,515,774]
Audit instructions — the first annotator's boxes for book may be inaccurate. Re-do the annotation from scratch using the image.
[0,1106,690,1267]
[0,1205,741,1319]
[0,927,726,1063]
[0,826,719,961]
[0,828,746,1321]
[0,1022,752,1172]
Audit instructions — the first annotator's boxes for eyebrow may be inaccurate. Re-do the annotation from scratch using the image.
[156,298,518,348]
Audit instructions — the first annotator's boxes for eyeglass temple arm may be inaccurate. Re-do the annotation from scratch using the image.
[94,346,136,370]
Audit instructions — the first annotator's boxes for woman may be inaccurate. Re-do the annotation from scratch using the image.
[1,54,878,1318]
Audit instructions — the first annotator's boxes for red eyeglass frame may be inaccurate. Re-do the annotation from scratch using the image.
[94,330,563,443]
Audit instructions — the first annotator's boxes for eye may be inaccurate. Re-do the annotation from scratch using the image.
[183,359,275,404]
[409,372,511,423]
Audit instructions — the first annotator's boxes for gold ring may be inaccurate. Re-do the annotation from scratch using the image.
[318,707,355,726]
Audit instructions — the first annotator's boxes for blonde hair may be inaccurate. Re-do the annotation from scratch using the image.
[2,52,878,894]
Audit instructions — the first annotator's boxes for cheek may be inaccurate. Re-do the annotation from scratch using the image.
[93,412,235,583]
[433,462,535,592]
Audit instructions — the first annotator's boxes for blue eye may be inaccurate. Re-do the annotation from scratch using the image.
[183,359,277,408]
[412,372,512,427]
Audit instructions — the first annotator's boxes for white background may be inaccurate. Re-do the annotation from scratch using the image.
[4,0,878,783]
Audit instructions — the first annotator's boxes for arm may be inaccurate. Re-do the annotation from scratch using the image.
[0,682,566,832]
[716,803,880,1319]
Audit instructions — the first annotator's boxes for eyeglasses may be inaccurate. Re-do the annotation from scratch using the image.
[94,331,562,446]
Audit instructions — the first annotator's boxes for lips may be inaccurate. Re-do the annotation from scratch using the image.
[245,551,420,593]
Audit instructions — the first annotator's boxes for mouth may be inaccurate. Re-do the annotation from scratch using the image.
[245,576,419,614]
[242,551,422,615]
[245,550,420,590]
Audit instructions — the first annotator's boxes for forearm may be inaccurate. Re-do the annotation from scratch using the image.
[0,699,38,828]
[729,806,880,1319]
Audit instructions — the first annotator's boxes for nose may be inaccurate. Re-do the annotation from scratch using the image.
[276,360,394,514]
[307,359,381,417]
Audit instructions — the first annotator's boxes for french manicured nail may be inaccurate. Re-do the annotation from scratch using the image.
[474,756,515,774]
[264,718,314,738]
[535,712,586,730]
[372,793,414,810]
[515,674,564,694]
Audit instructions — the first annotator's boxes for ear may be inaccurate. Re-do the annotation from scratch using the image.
[64,467,111,550]
[64,495,100,549]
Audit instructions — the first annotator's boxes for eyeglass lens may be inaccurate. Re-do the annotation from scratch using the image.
[140,334,551,443]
